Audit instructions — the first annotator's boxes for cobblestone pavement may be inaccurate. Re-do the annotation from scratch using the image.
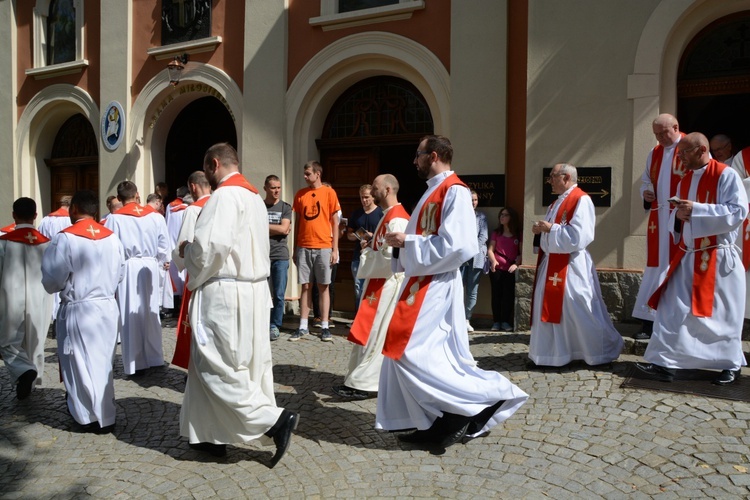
[2,319,750,499]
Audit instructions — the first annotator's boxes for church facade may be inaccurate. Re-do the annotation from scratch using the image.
[2,0,749,315]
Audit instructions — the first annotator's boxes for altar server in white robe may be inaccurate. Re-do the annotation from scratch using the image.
[637,133,747,386]
[0,197,53,399]
[105,181,170,376]
[379,136,528,449]
[170,171,211,369]
[42,190,125,432]
[632,114,685,340]
[529,163,623,368]
[179,143,298,467]
[333,174,407,400]
[38,195,73,322]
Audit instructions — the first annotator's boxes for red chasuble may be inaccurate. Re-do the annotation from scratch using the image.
[648,159,726,317]
[739,148,750,269]
[114,202,157,217]
[382,174,467,360]
[347,204,411,346]
[530,187,587,325]
[646,138,685,267]
[171,195,212,369]
[62,219,114,239]
[0,227,50,245]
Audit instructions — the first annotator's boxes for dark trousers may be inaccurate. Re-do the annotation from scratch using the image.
[490,270,515,324]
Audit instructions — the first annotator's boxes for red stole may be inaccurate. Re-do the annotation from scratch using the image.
[348,204,411,346]
[47,207,70,217]
[648,159,726,317]
[114,202,156,217]
[0,227,50,245]
[171,198,211,369]
[739,148,750,269]
[0,223,16,233]
[646,139,684,267]
[171,203,188,213]
[530,187,587,324]
[168,198,183,209]
[217,173,259,194]
[62,219,114,239]
[383,174,467,360]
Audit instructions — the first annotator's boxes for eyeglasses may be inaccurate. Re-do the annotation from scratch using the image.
[677,145,699,156]
[547,172,565,181]
[415,150,430,159]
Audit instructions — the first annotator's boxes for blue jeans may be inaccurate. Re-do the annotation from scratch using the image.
[269,259,289,329]
[351,259,365,314]
[462,264,482,320]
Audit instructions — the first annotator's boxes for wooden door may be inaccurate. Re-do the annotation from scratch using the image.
[46,158,99,215]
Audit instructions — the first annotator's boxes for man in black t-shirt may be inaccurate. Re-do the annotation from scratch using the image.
[346,184,383,313]
[264,175,292,341]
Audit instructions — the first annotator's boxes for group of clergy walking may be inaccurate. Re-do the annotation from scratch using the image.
[1,126,746,469]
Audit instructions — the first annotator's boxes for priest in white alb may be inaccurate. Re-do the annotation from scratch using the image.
[105,181,170,376]
[637,133,747,386]
[333,174,408,400]
[0,197,53,400]
[38,195,73,323]
[529,163,623,368]
[179,143,298,467]
[379,135,528,449]
[42,190,125,433]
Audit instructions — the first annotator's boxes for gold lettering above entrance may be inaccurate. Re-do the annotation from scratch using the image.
[148,83,235,129]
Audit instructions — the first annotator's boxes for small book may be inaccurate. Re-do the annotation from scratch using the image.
[354,227,369,241]
[667,196,682,205]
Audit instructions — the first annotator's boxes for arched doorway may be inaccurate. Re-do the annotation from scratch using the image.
[45,113,98,212]
[677,12,750,151]
[164,96,236,198]
[317,76,434,309]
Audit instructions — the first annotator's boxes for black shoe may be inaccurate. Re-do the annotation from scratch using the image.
[332,385,371,400]
[397,429,434,443]
[587,362,613,371]
[96,423,116,435]
[189,442,227,457]
[129,369,147,378]
[268,411,299,468]
[713,369,740,386]
[634,362,675,382]
[437,422,470,448]
[16,370,37,400]
[633,331,651,340]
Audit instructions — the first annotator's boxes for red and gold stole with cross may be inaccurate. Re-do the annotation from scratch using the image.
[0,226,50,245]
[646,139,685,267]
[530,187,587,324]
[171,196,212,370]
[347,204,411,346]
[738,148,750,269]
[61,219,114,240]
[648,159,726,317]
[382,174,468,360]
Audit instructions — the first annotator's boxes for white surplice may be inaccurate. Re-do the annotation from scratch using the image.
[529,185,623,367]
[167,207,187,296]
[42,226,125,426]
[180,175,281,445]
[633,141,681,321]
[171,200,205,271]
[376,171,528,436]
[38,213,72,321]
[646,165,748,371]
[105,209,170,374]
[730,148,750,319]
[0,225,53,385]
[344,209,408,392]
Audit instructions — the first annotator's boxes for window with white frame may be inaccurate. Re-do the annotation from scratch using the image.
[310,0,424,30]
[28,0,86,78]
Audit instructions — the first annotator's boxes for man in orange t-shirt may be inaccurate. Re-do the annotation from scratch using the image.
[291,161,341,342]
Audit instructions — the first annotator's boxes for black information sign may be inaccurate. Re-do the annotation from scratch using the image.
[542,166,611,207]
[461,174,505,207]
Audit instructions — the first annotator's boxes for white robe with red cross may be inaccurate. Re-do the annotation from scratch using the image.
[646,165,747,371]
[0,225,53,386]
[529,184,623,367]
[375,171,528,436]
[42,221,125,427]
